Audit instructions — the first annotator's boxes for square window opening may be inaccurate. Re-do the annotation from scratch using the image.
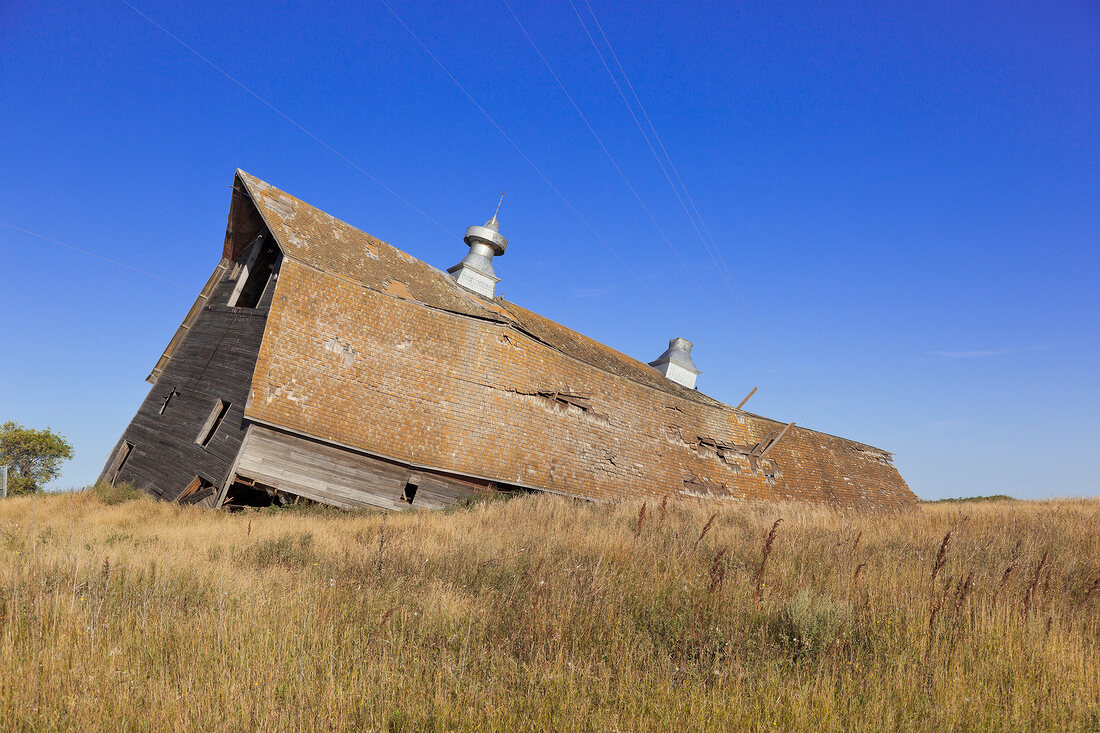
[400,480,419,505]
[228,235,280,309]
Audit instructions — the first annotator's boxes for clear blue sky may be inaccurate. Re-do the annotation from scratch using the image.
[2,0,1097,499]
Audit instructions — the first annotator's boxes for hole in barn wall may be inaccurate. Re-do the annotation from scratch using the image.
[401,479,419,505]
[159,387,180,415]
[108,441,134,482]
[196,400,231,447]
[177,476,218,505]
[220,478,292,509]
[228,234,280,309]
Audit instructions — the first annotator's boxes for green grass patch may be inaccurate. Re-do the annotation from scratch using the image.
[90,480,144,505]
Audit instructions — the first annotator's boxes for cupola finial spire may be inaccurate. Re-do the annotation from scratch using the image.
[448,192,510,299]
[485,191,505,232]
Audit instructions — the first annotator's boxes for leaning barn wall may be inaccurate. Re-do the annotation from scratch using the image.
[232,424,502,510]
[99,249,279,501]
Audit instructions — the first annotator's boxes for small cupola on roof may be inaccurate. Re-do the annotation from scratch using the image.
[649,337,702,389]
[448,193,508,299]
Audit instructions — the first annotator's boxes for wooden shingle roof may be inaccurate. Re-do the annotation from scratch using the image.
[234,170,918,510]
[237,170,734,408]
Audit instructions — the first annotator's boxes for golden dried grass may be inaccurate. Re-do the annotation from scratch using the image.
[0,489,1097,730]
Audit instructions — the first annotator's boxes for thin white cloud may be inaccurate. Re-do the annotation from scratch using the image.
[576,288,613,299]
[930,349,1014,358]
[927,418,971,429]
[929,344,1052,359]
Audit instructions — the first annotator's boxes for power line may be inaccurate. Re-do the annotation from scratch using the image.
[574,0,726,289]
[375,0,658,301]
[122,0,457,236]
[568,0,735,292]
[574,0,806,419]
[0,221,192,289]
[114,2,569,310]
[499,0,711,299]
[121,0,795,407]
[124,0,656,304]
[501,0,778,398]
[563,1,745,311]
[578,0,742,317]
[499,0,796,393]
[501,0,802,415]
[123,2,572,304]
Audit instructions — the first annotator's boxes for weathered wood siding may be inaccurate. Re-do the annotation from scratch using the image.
[99,242,280,501]
[233,424,496,511]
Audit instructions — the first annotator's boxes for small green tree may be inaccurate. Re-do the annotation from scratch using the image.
[0,421,74,496]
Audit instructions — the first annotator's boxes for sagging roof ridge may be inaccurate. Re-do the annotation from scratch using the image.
[271,251,724,413]
[269,255,895,458]
[234,169,894,457]
[232,170,721,400]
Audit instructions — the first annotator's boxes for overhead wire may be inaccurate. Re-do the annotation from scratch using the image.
[111,1,556,306]
[577,2,718,258]
[498,0,719,309]
[499,0,813,413]
[574,0,807,419]
[122,0,651,304]
[0,221,192,289]
[120,0,801,411]
[374,0,658,301]
[378,0,790,405]
[578,0,746,324]
[500,0,785,408]
[115,1,550,303]
[120,0,456,240]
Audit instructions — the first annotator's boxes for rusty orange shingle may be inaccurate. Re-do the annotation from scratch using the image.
[236,171,918,511]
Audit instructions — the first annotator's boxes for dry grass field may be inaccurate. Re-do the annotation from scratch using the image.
[0,487,1097,731]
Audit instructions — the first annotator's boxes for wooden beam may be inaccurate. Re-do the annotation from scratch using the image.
[758,422,795,459]
[226,234,265,307]
[176,476,203,503]
[736,386,758,410]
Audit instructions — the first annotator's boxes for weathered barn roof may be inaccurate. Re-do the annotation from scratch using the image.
[236,171,729,408]
[232,170,918,510]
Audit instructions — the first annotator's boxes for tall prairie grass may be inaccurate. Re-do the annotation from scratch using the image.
[0,488,1097,730]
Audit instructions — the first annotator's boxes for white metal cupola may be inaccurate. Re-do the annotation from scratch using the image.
[649,337,701,389]
[449,193,508,299]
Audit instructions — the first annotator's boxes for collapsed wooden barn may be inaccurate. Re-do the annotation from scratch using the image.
[100,170,918,511]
